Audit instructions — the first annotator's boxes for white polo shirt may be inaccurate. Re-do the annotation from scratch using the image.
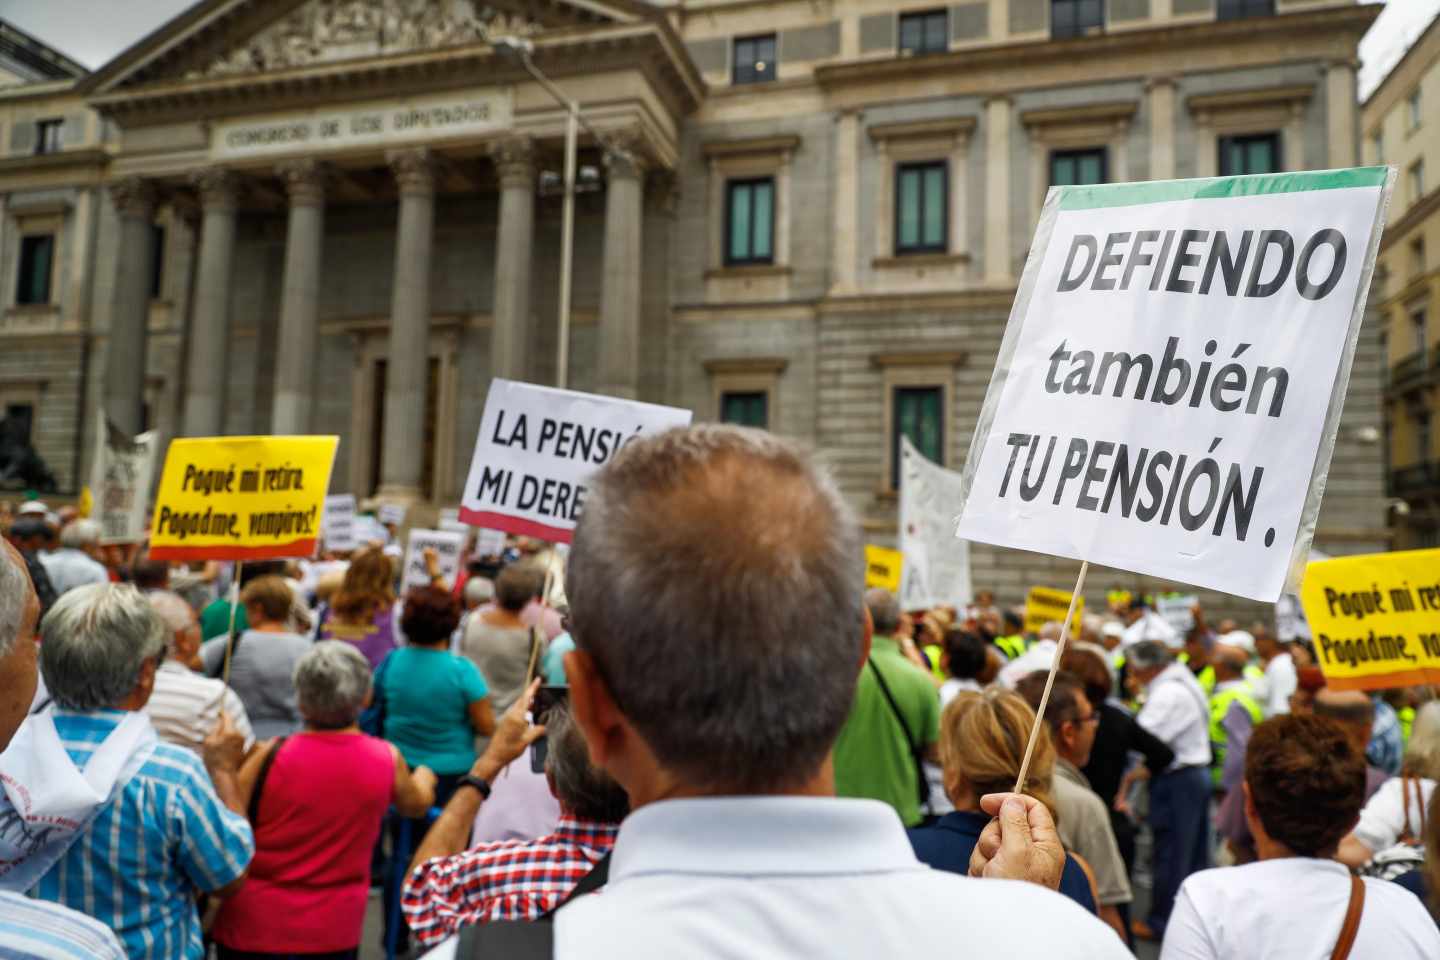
[143,660,256,754]
[1161,858,1440,959]
[1138,662,1212,769]
[555,796,1129,959]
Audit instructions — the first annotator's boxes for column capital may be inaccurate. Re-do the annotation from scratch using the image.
[1327,57,1361,73]
[983,94,1013,110]
[1144,75,1178,92]
[387,147,438,197]
[191,167,240,213]
[488,136,536,190]
[277,158,329,207]
[108,177,157,220]
[169,192,202,225]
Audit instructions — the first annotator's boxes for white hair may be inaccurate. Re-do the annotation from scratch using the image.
[0,542,34,658]
[40,583,166,710]
[59,519,102,550]
[293,641,373,729]
[147,590,196,644]
[463,576,494,605]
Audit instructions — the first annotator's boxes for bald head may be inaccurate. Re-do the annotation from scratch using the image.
[1313,688,1374,724]
[1212,644,1249,679]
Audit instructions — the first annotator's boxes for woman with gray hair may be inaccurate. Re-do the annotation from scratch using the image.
[211,641,437,959]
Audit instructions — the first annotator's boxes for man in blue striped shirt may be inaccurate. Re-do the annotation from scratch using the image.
[16,582,254,960]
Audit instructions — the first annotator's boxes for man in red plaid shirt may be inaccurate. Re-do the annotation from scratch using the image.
[402,701,628,947]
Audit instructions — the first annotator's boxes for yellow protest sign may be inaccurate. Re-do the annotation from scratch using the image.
[1301,548,1440,692]
[1025,586,1085,634]
[865,545,902,593]
[148,436,339,562]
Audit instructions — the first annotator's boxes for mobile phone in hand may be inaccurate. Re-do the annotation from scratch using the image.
[529,685,569,774]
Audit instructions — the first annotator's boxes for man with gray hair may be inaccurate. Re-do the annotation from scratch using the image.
[0,541,128,959]
[38,517,108,596]
[404,700,627,946]
[143,590,255,756]
[832,587,940,826]
[1126,639,1212,942]
[554,426,1125,957]
[0,582,254,960]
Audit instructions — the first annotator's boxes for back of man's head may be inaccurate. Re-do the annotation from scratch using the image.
[864,589,900,636]
[1014,670,1085,736]
[59,519,101,551]
[40,582,166,711]
[545,703,629,823]
[567,425,862,794]
[130,556,170,591]
[1128,640,1172,676]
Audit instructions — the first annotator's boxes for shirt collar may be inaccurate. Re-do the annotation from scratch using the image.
[871,634,900,655]
[1055,757,1089,788]
[158,660,196,676]
[608,797,924,883]
[552,815,621,846]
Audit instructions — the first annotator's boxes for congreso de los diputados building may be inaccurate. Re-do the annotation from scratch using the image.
[0,0,1392,615]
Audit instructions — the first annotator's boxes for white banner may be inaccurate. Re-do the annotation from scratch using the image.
[322,494,357,552]
[956,169,1392,602]
[898,437,972,610]
[460,379,692,542]
[378,503,407,527]
[1156,595,1198,635]
[402,528,464,593]
[90,412,157,545]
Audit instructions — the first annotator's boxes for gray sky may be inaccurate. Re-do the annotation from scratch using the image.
[0,0,1434,96]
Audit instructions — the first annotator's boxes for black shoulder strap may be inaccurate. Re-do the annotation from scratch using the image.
[454,851,611,959]
[542,851,610,917]
[866,658,929,806]
[247,736,289,823]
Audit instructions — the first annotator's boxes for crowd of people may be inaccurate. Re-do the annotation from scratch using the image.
[1,425,1439,959]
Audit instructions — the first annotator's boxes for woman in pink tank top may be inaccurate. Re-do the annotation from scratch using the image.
[214,642,437,958]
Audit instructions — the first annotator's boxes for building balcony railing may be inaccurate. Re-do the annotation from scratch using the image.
[1391,461,1440,498]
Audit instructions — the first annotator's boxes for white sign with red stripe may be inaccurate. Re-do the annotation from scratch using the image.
[459,379,692,542]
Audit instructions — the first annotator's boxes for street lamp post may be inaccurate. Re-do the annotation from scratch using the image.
[493,36,606,391]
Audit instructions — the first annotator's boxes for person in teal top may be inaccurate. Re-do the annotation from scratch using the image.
[379,586,496,786]
[542,632,575,685]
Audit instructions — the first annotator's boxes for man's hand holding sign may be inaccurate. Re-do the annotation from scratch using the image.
[953,168,1393,790]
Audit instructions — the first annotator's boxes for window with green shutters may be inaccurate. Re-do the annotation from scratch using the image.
[1218,133,1280,177]
[1050,148,1107,187]
[16,234,54,306]
[892,386,943,488]
[720,391,768,429]
[894,161,947,255]
[726,178,775,265]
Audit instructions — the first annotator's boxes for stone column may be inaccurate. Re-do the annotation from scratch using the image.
[597,146,645,399]
[1147,77,1176,181]
[1327,59,1359,169]
[379,148,437,500]
[984,96,1012,285]
[272,160,328,435]
[104,178,157,437]
[183,168,240,437]
[488,136,535,383]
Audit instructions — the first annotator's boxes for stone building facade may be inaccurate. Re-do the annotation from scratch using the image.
[1364,12,1440,551]
[0,0,1387,614]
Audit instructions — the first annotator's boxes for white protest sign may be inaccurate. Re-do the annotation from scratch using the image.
[1156,595,1197,635]
[354,515,389,546]
[460,379,693,542]
[956,168,1392,602]
[474,528,507,556]
[898,437,972,610]
[378,503,407,527]
[402,528,464,592]
[322,494,358,552]
[91,412,158,545]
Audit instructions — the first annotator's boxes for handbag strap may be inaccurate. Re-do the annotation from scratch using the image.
[1399,776,1420,843]
[1330,874,1365,960]
[247,736,289,823]
[866,658,928,805]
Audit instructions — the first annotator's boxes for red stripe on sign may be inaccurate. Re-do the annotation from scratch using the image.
[1322,667,1440,693]
[456,508,574,544]
[147,539,319,562]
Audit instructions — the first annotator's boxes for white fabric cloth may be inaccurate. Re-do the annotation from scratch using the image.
[0,711,155,891]
[553,796,1129,959]
[998,639,1057,690]
[938,677,982,707]
[1160,858,1440,959]
[1122,611,1180,648]
[1138,662,1211,769]
[1352,776,1437,854]
[143,660,256,755]
[1262,652,1297,717]
[37,549,108,596]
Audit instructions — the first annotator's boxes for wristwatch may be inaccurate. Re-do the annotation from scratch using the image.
[457,773,492,800]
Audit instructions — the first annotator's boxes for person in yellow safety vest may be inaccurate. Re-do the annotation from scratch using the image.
[1216,629,1270,705]
[1399,704,1416,747]
[994,609,1027,662]
[1208,645,1263,792]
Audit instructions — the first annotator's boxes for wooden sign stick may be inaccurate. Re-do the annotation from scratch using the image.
[1012,560,1089,793]
[221,560,244,688]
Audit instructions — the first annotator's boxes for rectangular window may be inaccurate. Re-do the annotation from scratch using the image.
[894,161,947,255]
[1412,237,1426,277]
[1414,308,1429,356]
[1217,0,1275,19]
[1411,159,1426,204]
[150,225,166,300]
[1409,88,1423,131]
[1050,148,1107,187]
[1219,133,1280,177]
[1051,0,1103,39]
[15,234,54,306]
[725,178,775,265]
[4,404,33,446]
[899,10,949,55]
[34,119,63,155]
[1417,412,1432,462]
[893,386,943,488]
[732,34,777,85]
[720,391,769,429]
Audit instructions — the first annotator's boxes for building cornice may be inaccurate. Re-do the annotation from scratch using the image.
[1185,84,1313,116]
[1021,101,1137,129]
[0,148,110,175]
[867,117,976,143]
[1379,186,1440,255]
[701,134,801,158]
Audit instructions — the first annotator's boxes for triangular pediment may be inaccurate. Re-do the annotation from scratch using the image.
[87,0,648,93]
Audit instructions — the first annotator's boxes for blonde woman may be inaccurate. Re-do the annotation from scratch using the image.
[318,546,398,670]
[906,688,1099,914]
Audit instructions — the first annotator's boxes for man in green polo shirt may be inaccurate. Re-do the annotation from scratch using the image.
[833,588,941,827]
